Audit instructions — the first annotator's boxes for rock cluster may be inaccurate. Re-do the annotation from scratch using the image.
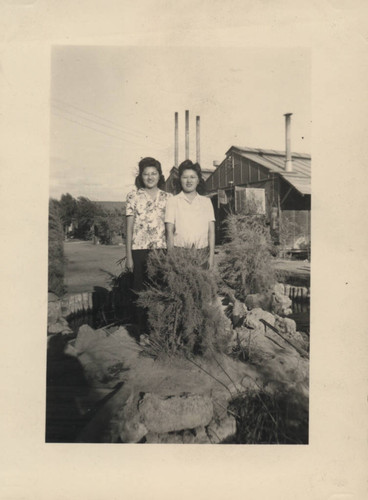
[47,282,309,444]
[47,292,73,335]
[69,325,253,443]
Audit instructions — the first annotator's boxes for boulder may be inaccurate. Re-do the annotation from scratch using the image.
[232,299,247,327]
[182,429,196,444]
[271,291,292,316]
[138,392,214,434]
[115,390,148,443]
[207,414,237,444]
[274,316,308,351]
[244,308,275,329]
[155,432,184,444]
[245,293,272,312]
[235,324,309,392]
[274,316,297,335]
[245,285,292,317]
[74,325,141,387]
[119,411,148,443]
[48,317,73,335]
[193,425,211,444]
[273,283,285,296]
[48,297,62,325]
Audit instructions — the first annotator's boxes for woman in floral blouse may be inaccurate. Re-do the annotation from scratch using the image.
[125,157,172,296]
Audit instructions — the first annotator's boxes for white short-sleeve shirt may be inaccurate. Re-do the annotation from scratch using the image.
[165,191,215,249]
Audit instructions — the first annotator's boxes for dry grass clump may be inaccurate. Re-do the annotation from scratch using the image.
[229,387,308,444]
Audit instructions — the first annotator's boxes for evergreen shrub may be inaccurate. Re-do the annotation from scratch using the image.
[137,248,230,357]
[48,198,66,296]
[218,210,276,301]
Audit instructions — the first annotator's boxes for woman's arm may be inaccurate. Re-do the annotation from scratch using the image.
[165,222,175,251]
[208,221,215,269]
[126,215,134,272]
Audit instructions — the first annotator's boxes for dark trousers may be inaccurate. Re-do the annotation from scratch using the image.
[131,249,151,332]
[132,249,150,292]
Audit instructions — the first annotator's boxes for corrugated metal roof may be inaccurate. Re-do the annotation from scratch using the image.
[167,166,214,180]
[228,146,311,195]
[281,173,311,195]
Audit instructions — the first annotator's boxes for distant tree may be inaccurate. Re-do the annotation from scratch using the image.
[48,198,65,296]
[74,196,101,240]
[59,193,77,234]
[95,207,126,245]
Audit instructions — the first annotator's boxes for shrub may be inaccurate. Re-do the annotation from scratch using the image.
[229,387,309,444]
[48,198,66,296]
[137,248,230,357]
[217,210,276,301]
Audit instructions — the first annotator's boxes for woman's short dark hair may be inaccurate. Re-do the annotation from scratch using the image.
[135,157,166,189]
[175,159,206,195]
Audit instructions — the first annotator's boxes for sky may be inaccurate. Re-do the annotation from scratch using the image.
[50,46,311,201]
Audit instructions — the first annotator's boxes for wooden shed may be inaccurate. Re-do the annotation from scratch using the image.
[205,146,311,255]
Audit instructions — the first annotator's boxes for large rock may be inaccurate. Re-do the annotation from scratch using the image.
[48,295,62,325]
[192,425,211,444]
[273,283,285,296]
[138,392,214,433]
[274,316,309,351]
[68,321,307,444]
[275,316,296,334]
[232,299,247,327]
[271,291,292,316]
[245,293,272,312]
[119,392,148,443]
[48,317,73,335]
[74,325,141,387]
[244,308,275,329]
[245,284,292,317]
[207,414,237,443]
[235,324,309,393]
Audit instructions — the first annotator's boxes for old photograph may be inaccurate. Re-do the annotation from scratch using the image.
[46,45,311,444]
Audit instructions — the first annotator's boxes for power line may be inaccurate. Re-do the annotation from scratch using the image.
[52,110,164,150]
[52,102,145,139]
[52,98,164,142]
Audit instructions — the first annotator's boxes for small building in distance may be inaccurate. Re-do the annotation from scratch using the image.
[165,166,215,195]
[205,146,311,255]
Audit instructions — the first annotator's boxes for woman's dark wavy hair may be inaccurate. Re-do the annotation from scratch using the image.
[135,157,166,189]
[175,159,206,195]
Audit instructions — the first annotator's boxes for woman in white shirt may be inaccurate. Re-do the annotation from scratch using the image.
[165,160,215,269]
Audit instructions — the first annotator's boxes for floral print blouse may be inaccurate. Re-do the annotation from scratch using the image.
[125,189,172,250]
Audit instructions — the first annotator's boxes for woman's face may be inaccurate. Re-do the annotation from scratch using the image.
[142,166,160,189]
[180,169,199,193]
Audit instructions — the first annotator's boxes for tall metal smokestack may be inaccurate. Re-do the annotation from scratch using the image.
[196,115,200,164]
[185,110,189,159]
[284,113,293,172]
[174,112,179,168]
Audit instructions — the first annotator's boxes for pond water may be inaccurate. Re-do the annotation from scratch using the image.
[289,300,310,335]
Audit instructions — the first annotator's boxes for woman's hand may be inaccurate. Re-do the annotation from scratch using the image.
[126,254,134,273]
